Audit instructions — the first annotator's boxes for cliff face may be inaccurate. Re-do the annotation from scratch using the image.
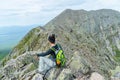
[0,9,120,80]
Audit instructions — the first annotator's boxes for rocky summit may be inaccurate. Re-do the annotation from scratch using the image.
[0,9,120,80]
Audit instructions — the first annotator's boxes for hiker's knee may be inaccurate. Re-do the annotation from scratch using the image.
[39,57,45,62]
[39,57,44,60]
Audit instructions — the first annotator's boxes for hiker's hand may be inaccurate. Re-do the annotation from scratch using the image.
[34,55,39,60]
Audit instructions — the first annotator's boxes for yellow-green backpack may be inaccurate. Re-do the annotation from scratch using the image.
[51,44,66,67]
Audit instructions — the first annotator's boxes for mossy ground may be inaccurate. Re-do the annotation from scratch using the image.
[114,49,120,62]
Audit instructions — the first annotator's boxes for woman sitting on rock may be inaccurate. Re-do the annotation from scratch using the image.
[36,34,65,74]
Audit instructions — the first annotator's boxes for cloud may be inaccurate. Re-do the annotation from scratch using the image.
[75,0,120,11]
[0,0,120,27]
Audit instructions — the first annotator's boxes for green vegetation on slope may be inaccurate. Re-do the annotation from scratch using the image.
[114,48,120,62]
[12,28,38,57]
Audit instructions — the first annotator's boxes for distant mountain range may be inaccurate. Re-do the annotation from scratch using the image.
[0,25,38,60]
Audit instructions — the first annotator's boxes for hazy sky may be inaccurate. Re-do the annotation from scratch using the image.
[0,0,120,27]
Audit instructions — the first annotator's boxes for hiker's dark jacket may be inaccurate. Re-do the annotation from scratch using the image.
[37,44,60,59]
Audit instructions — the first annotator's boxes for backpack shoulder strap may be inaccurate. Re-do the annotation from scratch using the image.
[51,43,62,52]
[56,43,62,50]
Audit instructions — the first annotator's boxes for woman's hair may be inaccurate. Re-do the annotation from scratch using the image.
[48,34,55,43]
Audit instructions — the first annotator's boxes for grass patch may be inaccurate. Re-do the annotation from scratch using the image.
[113,48,120,62]
[115,49,120,57]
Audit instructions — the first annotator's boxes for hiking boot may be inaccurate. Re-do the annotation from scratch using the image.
[36,70,45,75]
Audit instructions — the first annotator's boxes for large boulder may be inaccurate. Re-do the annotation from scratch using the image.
[90,72,105,80]
[56,69,73,80]
[69,51,90,74]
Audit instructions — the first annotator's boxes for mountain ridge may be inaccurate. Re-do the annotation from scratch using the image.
[0,9,120,80]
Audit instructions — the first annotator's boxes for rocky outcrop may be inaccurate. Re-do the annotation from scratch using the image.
[0,9,120,80]
[0,51,37,80]
[0,51,92,80]
[90,72,105,80]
